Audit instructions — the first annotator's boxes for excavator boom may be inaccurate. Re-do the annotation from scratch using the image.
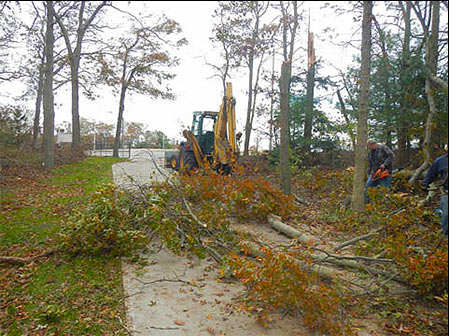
[213,82,237,167]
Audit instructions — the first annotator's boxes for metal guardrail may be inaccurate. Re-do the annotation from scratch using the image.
[88,148,131,158]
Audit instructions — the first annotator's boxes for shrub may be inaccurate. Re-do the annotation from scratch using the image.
[58,184,149,256]
[0,105,31,146]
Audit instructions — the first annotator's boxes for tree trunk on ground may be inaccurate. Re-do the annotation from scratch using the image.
[350,1,372,212]
[43,1,55,170]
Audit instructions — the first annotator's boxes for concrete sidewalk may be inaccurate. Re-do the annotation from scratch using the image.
[112,158,304,335]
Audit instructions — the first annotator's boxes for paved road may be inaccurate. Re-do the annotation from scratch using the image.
[112,156,304,335]
[112,150,170,189]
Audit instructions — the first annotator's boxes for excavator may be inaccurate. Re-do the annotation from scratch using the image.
[165,82,239,174]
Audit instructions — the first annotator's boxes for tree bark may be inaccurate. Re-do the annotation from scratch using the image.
[336,89,356,150]
[70,60,81,148]
[242,3,265,157]
[267,214,318,244]
[279,60,292,195]
[350,1,372,212]
[0,249,55,265]
[33,62,45,149]
[43,1,55,170]
[113,84,127,158]
[243,50,255,156]
[269,51,275,152]
[303,31,315,155]
[396,1,411,169]
[113,45,137,158]
[265,215,405,285]
[278,1,298,195]
[409,1,440,184]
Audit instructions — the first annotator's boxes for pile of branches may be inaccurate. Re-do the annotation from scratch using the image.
[133,160,417,298]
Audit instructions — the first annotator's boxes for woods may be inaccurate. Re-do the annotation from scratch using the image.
[0,1,449,335]
[1,1,449,175]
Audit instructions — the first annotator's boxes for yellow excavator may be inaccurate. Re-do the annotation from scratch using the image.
[165,82,239,174]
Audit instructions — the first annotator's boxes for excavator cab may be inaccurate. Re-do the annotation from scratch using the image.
[191,111,218,157]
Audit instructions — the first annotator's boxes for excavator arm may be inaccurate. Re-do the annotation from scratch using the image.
[213,82,238,168]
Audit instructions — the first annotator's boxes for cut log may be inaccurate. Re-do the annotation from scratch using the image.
[265,214,407,285]
[332,228,382,252]
[267,214,319,245]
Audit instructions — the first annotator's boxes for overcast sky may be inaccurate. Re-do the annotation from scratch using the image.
[80,1,358,147]
[1,1,392,148]
[51,1,225,141]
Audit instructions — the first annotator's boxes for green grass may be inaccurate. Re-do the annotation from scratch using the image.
[51,157,121,193]
[1,156,128,335]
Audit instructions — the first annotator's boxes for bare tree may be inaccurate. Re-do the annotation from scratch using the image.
[408,1,441,184]
[43,1,55,170]
[396,1,412,169]
[211,2,274,155]
[240,2,271,156]
[97,15,186,157]
[209,3,243,96]
[52,1,108,149]
[302,20,315,155]
[350,1,373,212]
[0,1,23,81]
[20,2,70,149]
[278,1,299,195]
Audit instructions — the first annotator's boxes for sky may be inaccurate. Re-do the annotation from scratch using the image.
[51,1,226,142]
[3,1,425,149]
[50,1,359,148]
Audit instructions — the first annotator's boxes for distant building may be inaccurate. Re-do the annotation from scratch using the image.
[56,122,72,145]
[56,129,72,144]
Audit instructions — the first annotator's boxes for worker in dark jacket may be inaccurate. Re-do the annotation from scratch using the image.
[365,139,395,203]
[422,153,448,236]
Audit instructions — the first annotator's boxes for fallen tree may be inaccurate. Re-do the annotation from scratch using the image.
[265,214,408,286]
[141,154,418,293]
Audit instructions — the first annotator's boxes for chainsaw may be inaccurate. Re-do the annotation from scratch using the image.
[372,168,390,181]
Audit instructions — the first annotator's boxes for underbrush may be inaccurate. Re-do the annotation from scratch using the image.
[58,184,149,257]
[294,166,449,335]
[68,163,354,334]
[5,151,446,335]
[228,247,354,335]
